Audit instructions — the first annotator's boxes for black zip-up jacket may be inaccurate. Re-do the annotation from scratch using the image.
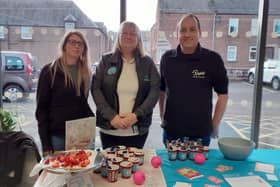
[35,63,94,151]
[91,51,160,135]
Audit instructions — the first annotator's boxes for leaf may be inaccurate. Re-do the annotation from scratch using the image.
[0,109,17,132]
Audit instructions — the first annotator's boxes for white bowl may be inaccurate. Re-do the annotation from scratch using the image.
[218,137,255,160]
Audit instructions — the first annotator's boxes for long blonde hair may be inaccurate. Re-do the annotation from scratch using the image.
[113,21,145,57]
[50,31,91,97]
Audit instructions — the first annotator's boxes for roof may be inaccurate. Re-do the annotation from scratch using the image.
[159,0,280,15]
[0,0,107,32]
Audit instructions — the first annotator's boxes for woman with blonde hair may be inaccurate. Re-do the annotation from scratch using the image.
[36,31,94,156]
[91,21,160,149]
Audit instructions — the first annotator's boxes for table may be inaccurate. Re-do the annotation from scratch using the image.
[157,149,280,187]
[34,149,166,187]
[34,149,280,187]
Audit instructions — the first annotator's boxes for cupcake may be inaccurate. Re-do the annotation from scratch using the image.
[134,150,145,165]
[120,161,133,178]
[106,164,119,182]
[128,157,140,173]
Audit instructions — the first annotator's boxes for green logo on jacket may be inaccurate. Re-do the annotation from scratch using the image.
[107,67,117,75]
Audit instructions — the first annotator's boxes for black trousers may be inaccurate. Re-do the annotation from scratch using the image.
[100,131,148,149]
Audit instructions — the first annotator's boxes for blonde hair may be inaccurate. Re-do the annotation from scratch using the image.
[113,21,145,57]
[50,30,91,97]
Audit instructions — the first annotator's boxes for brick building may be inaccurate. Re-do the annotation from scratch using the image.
[151,0,280,79]
[0,0,111,69]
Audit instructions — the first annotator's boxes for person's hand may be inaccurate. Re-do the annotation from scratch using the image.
[110,115,128,129]
[211,126,219,139]
[119,112,138,127]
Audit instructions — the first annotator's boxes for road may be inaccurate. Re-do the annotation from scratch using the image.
[3,80,280,153]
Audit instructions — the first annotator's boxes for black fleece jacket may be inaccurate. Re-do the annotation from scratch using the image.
[35,63,94,152]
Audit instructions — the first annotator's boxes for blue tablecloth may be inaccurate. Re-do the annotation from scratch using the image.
[156,149,280,187]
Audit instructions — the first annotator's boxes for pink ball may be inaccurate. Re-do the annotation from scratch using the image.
[194,153,205,165]
[151,156,162,168]
[133,170,146,185]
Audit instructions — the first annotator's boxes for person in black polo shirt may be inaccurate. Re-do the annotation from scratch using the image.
[159,14,228,146]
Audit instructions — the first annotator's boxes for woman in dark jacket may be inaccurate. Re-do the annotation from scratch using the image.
[91,21,160,149]
[36,31,94,156]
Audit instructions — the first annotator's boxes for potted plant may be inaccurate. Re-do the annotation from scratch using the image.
[0,109,17,132]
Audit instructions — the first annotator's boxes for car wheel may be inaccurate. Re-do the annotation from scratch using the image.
[3,85,24,102]
[248,73,254,84]
[271,77,280,90]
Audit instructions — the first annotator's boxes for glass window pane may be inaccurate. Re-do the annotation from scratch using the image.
[21,26,32,39]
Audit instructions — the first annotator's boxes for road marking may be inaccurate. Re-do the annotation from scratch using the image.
[242,82,277,93]
[225,121,248,139]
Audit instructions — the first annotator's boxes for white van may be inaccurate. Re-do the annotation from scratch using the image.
[248,59,280,90]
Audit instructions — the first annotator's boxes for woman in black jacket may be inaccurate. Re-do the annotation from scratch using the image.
[91,21,160,149]
[36,31,94,156]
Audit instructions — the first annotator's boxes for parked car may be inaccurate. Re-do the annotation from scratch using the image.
[248,59,280,90]
[1,51,35,101]
[91,62,99,73]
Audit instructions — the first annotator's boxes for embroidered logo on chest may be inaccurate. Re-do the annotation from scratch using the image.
[107,67,117,75]
[192,69,206,79]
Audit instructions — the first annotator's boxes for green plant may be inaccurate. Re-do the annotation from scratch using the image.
[0,109,16,132]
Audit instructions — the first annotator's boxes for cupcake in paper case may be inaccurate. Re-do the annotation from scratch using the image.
[167,145,178,161]
[128,157,140,173]
[105,147,117,155]
[134,150,145,165]
[112,156,123,165]
[104,153,116,161]
[120,161,133,178]
[117,150,126,157]
[123,152,134,161]
[188,147,202,160]
[128,147,138,153]
[112,157,123,172]
[106,164,119,182]
[202,146,209,159]
[178,146,188,161]
[117,145,127,150]
[101,161,109,178]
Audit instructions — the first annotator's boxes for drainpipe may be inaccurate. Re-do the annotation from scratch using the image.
[0,39,2,108]
[212,12,217,50]
[120,0,126,23]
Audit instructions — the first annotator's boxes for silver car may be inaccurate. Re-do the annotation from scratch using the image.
[1,51,35,101]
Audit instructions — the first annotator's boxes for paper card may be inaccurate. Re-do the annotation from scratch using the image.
[65,117,96,150]
[255,162,275,173]
[266,174,278,181]
[224,175,272,187]
[204,185,221,187]
[208,176,223,184]
[215,165,233,172]
[176,167,203,180]
[173,182,192,187]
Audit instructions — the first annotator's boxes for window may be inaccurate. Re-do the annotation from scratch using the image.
[273,19,280,35]
[251,18,258,36]
[228,18,239,36]
[227,46,237,61]
[249,46,257,61]
[65,22,75,31]
[5,56,24,71]
[21,26,32,39]
[0,26,4,39]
